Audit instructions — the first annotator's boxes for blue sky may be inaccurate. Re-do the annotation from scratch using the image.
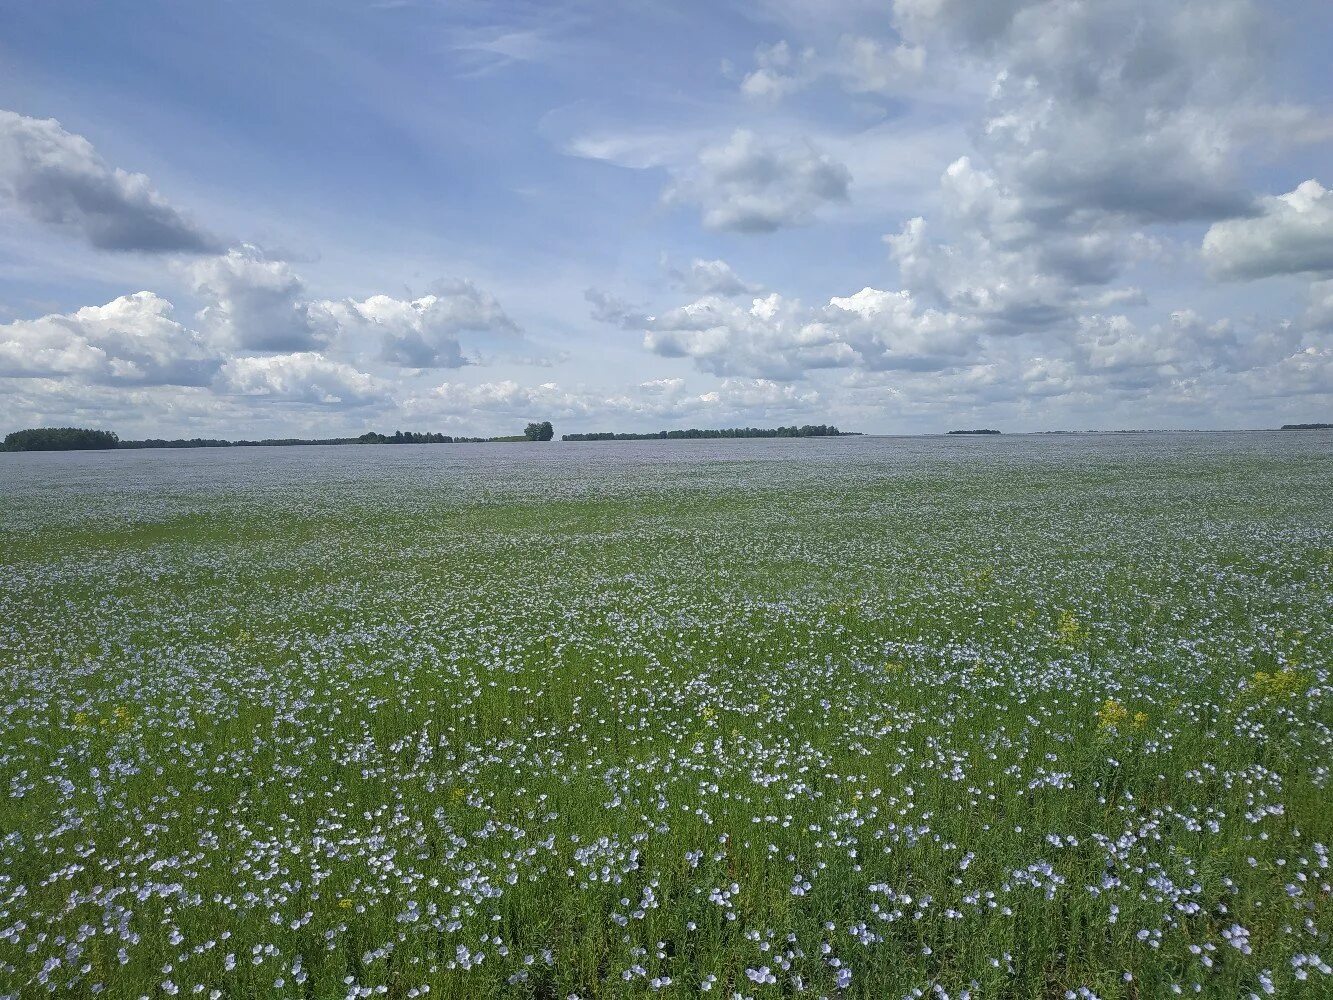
[2,0,1331,436]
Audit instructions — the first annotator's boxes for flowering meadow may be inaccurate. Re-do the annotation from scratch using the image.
[1,433,1330,999]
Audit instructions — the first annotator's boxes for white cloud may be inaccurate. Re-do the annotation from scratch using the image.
[0,109,221,253]
[696,377,820,411]
[1203,180,1333,281]
[637,377,687,396]
[215,352,385,406]
[642,294,844,379]
[313,281,518,368]
[425,376,821,425]
[0,292,217,384]
[664,130,851,233]
[637,287,974,378]
[1305,280,1333,332]
[1070,313,1217,390]
[0,256,523,421]
[190,247,520,364]
[720,0,1321,408]
[837,35,926,94]
[562,131,686,171]
[1241,347,1333,397]
[891,0,1037,50]
[885,211,1124,333]
[1051,306,1316,399]
[665,258,762,297]
[740,35,924,101]
[431,379,598,418]
[825,287,977,368]
[191,245,318,352]
[911,0,1270,224]
[584,288,648,330]
[453,28,556,72]
[860,0,1313,359]
[740,41,816,102]
[4,3,1329,436]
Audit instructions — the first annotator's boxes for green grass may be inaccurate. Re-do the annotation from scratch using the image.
[0,443,1330,998]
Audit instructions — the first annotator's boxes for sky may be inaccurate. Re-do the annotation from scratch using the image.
[1,0,1332,438]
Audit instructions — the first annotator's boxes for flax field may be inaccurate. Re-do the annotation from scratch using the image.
[1,433,1330,999]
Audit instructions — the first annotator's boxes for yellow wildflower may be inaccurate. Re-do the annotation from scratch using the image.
[1097,698,1129,730]
[1249,668,1306,700]
[1057,611,1087,645]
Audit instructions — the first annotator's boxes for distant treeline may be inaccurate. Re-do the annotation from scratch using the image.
[947,429,1001,435]
[563,424,856,441]
[118,438,238,449]
[3,426,552,452]
[356,431,469,444]
[2,427,120,451]
[1280,423,1331,430]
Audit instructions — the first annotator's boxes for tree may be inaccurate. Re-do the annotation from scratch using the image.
[2,427,119,451]
[524,421,554,442]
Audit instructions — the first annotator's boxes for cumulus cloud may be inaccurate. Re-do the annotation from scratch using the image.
[0,109,222,253]
[1066,312,1235,391]
[634,287,974,378]
[1038,305,1318,403]
[1241,346,1333,397]
[637,377,687,396]
[740,41,817,102]
[837,35,926,93]
[696,377,820,411]
[1203,180,1333,281]
[852,0,1311,355]
[6,2,1328,435]
[426,376,820,424]
[584,288,649,330]
[215,352,385,406]
[715,0,1316,402]
[432,379,599,418]
[885,211,1133,333]
[1305,280,1333,332]
[894,0,1270,224]
[664,130,850,233]
[835,307,1321,423]
[891,0,1037,50]
[806,0,1304,230]
[190,247,520,363]
[665,258,761,297]
[0,292,218,385]
[191,245,319,352]
[0,249,525,425]
[641,294,844,378]
[313,281,518,368]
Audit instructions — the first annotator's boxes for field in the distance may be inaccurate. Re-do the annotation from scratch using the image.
[1,433,1330,999]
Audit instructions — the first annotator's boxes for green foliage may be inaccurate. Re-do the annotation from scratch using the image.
[119,438,234,449]
[524,420,555,441]
[2,426,119,451]
[357,429,456,444]
[0,440,1330,998]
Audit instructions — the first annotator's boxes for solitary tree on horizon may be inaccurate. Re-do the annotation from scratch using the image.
[524,421,554,442]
